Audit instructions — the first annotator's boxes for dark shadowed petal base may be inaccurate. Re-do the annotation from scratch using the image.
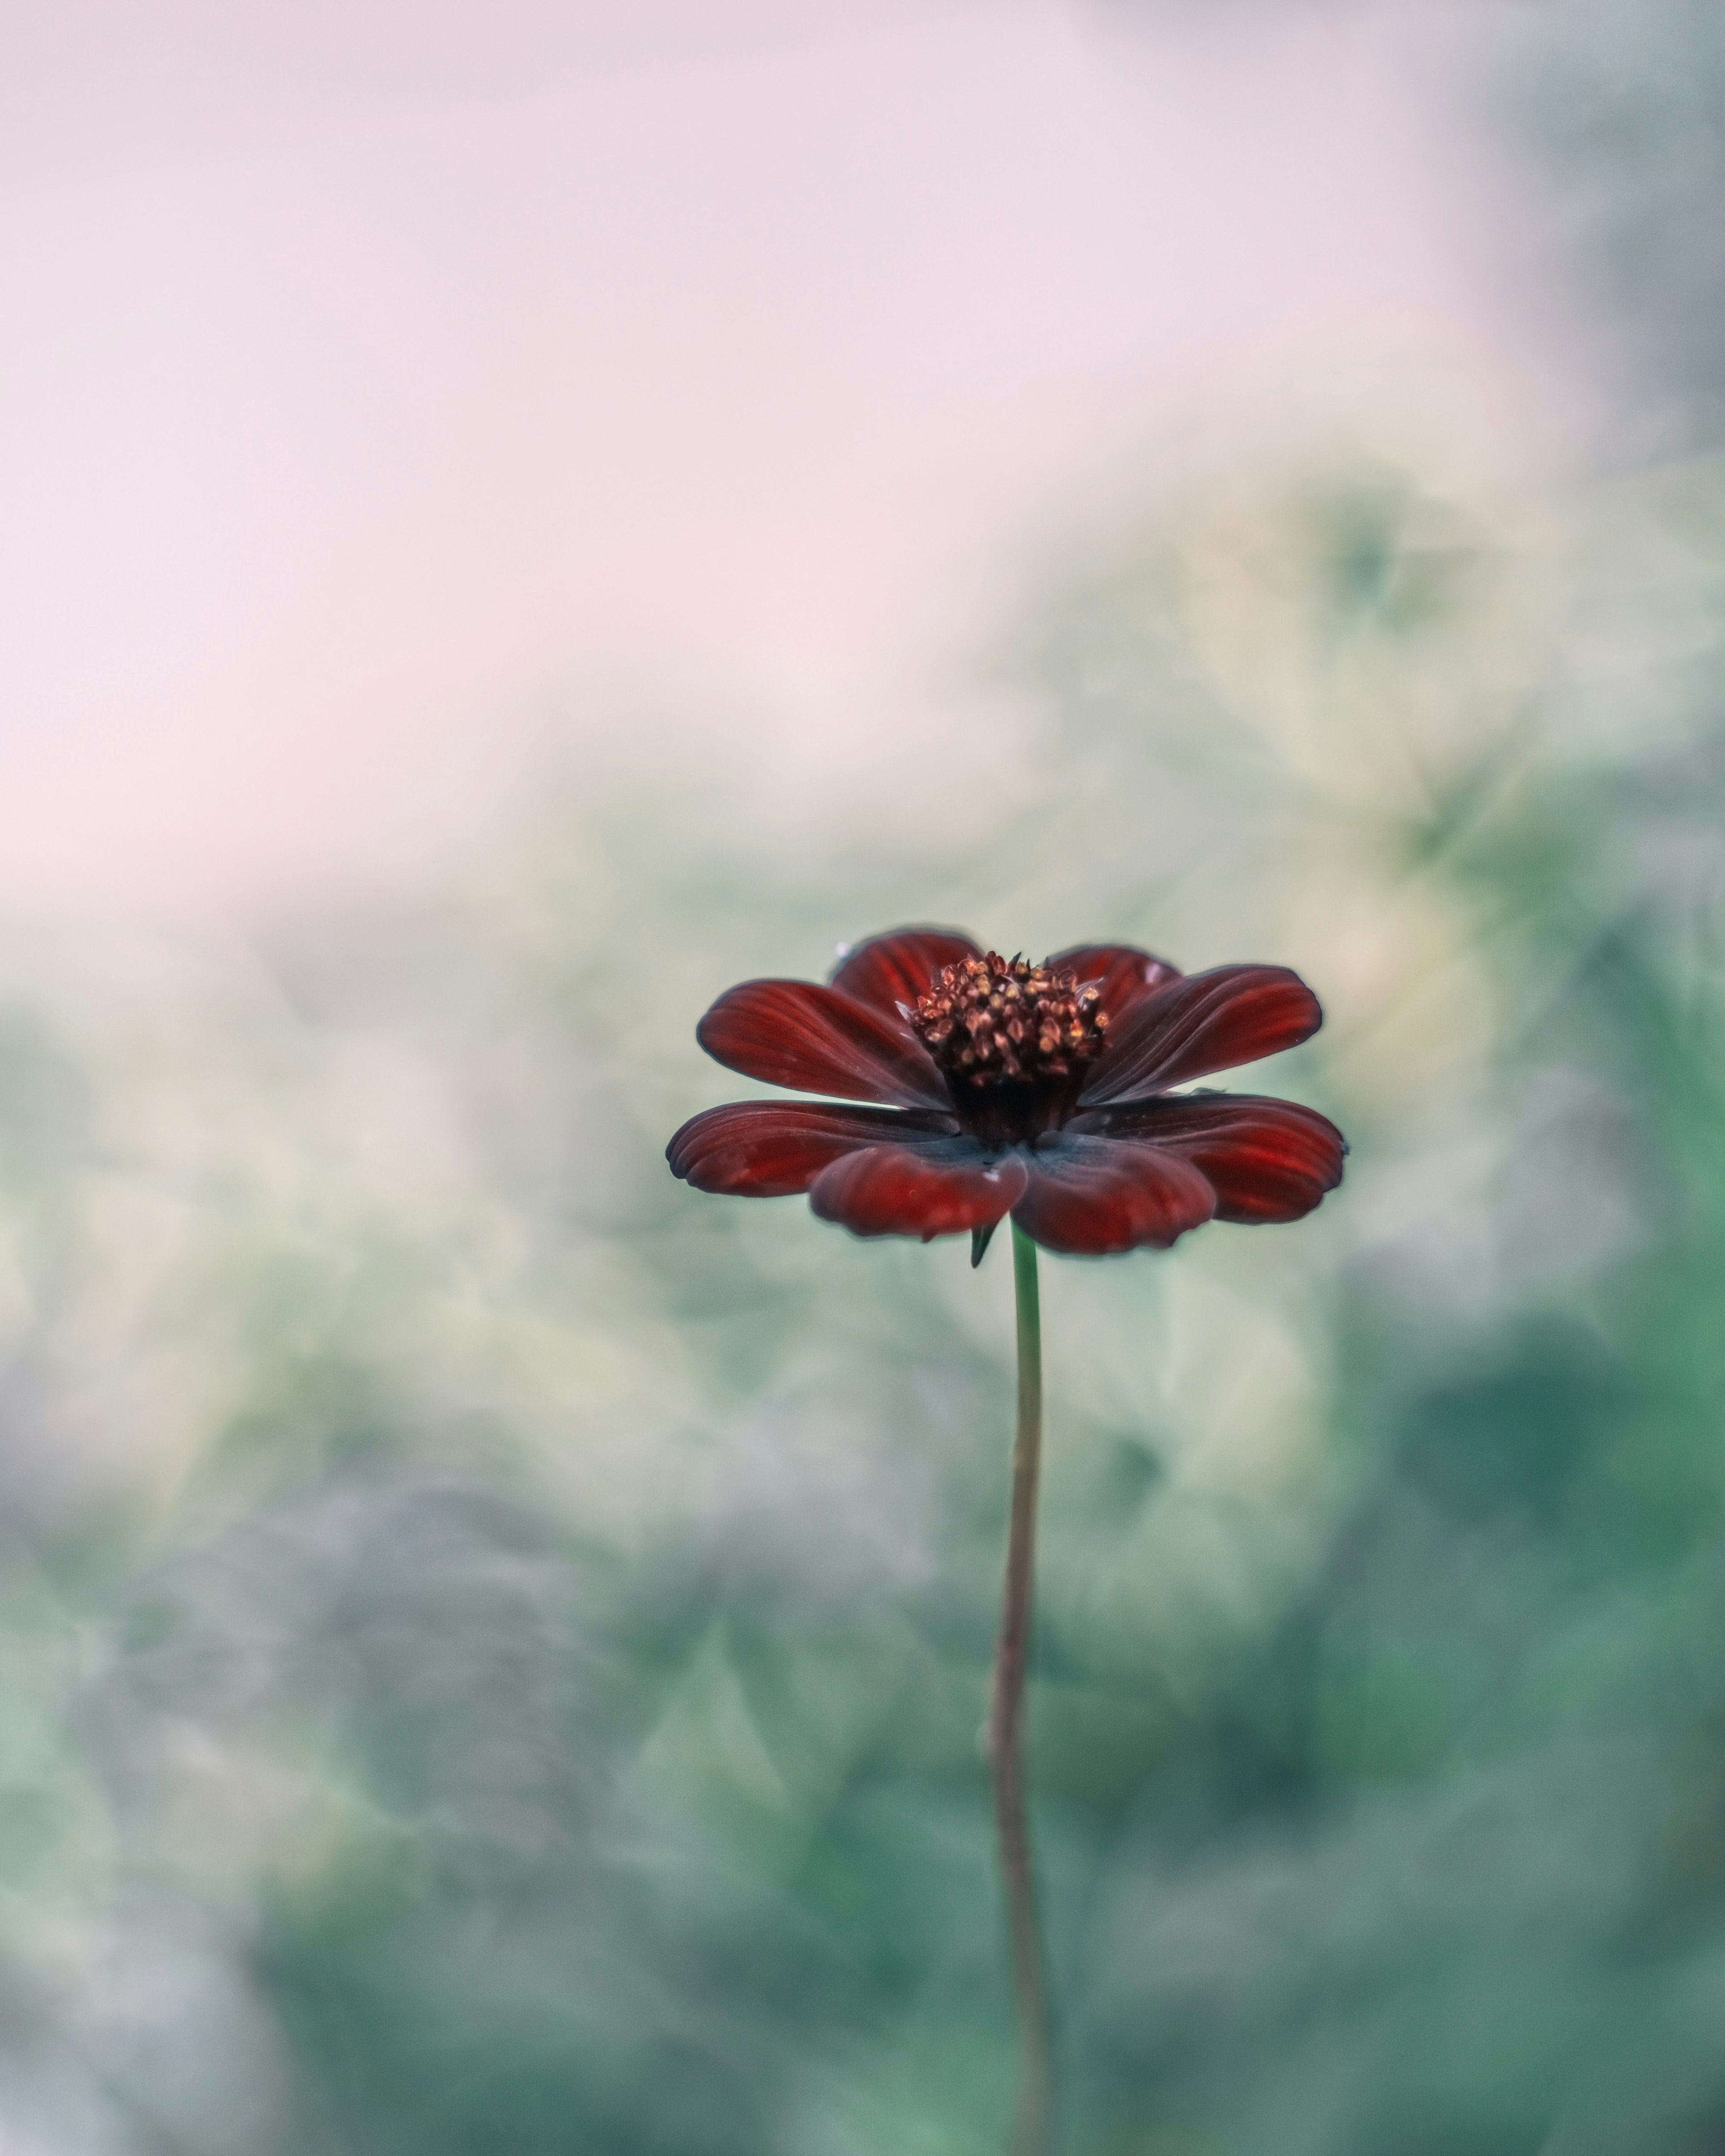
[1010,1131,1216,1255]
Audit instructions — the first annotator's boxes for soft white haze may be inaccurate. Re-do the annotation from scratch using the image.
[1,0,1534,917]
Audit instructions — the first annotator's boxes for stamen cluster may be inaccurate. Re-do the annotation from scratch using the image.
[908,953,1108,1091]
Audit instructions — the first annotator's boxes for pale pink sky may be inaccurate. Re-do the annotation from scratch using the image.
[0,0,1544,919]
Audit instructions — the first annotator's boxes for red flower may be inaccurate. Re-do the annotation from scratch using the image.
[667,928,1344,1259]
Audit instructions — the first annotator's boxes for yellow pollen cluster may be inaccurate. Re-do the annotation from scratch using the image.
[909,953,1108,1089]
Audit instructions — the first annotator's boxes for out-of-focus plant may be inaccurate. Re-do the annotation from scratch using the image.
[3,383,1725,2152]
[7,4,1725,2136]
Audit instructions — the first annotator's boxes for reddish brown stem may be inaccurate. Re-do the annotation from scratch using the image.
[989,1222,1053,2156]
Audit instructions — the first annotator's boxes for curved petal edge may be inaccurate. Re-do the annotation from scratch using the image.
[697,978,951,1109]
[1044,941,1181,1023]
[827,927,982,1016]
[810,1143,1027,1241]
[1073,1093,1345,1224]
[668,1100,958,1197]
[1010,1132,1216,1255]
[1080,964,1323,1105]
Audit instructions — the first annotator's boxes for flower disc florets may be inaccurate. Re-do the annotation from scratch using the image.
[908,953,1108,1092]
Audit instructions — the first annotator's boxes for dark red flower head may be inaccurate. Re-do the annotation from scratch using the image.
[666,927,1345,1259]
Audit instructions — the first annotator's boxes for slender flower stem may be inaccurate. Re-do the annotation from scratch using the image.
[990,1222,1053,2156]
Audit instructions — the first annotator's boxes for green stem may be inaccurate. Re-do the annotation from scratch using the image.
[990,1222,1053,2156]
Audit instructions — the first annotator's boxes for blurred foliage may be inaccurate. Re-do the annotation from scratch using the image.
[1505,0,1725,448]
[6,8,1725,2153]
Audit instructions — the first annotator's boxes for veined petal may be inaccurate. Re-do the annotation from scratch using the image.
[1072,1094,1345,1224]
[810,1141,1027,1241]
[1010,1132,1215,1255]
[1079,964,1322,1105]
[828,927,982,1016]
[697,979,951,1109]
[1044,941,1181,1022]
[668,1100,958,1197]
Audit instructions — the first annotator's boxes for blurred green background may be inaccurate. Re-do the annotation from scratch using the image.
[7,4,1725,2152]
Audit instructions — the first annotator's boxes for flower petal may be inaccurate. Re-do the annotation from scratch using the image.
[810,1140,1028,1241]
[827,926,983,1016]
[1044,941,1181,1021]
[1079,964,1323,1105]
[1073,1094,1345,1223]
[668,1101,958,1197]
[1010,1132,1216,1255]
[698,980,951,1108]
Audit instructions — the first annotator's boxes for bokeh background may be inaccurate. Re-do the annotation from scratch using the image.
[4,2,1725,2150]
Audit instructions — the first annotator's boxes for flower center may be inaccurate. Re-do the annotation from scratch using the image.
[908,953,1109,1094]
